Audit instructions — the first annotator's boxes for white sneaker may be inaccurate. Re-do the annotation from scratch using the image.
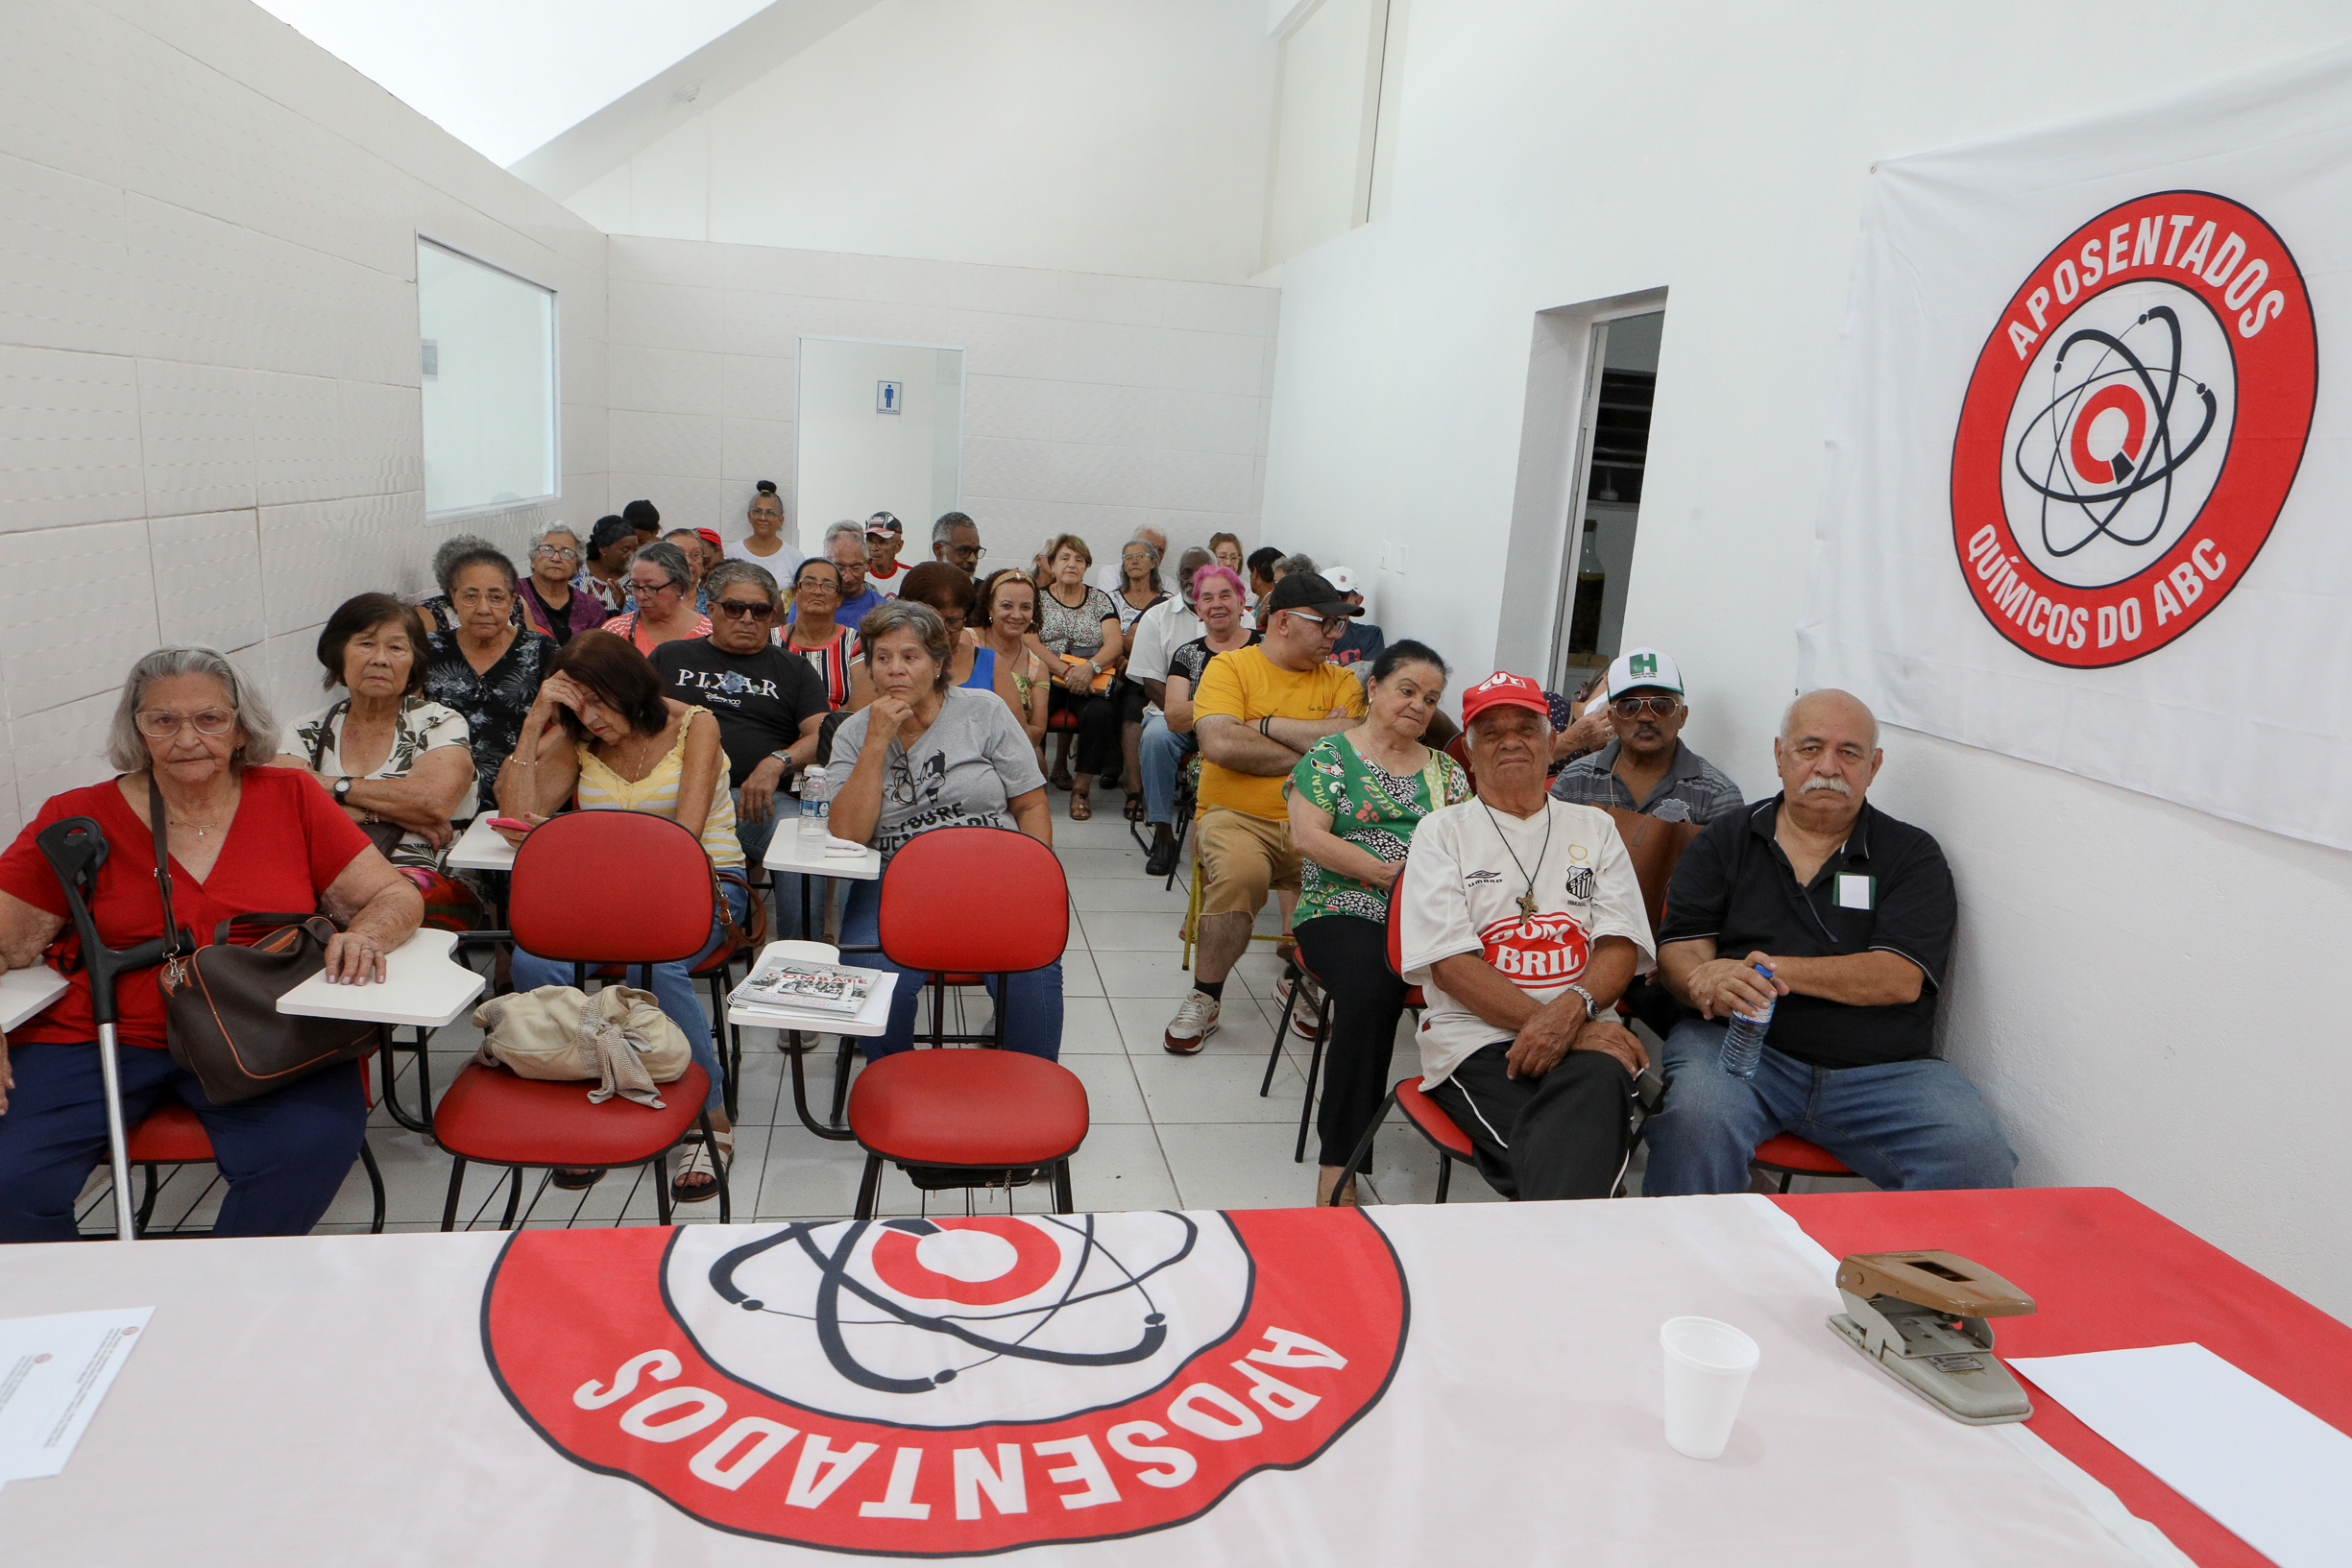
[1163,989,1221,1054]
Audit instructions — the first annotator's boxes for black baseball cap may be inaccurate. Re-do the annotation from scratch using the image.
[1263,570,1362,619]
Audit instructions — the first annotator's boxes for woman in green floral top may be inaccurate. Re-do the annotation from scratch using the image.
[1285,639,1469,1204]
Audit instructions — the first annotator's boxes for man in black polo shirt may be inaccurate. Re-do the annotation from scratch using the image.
[1643,688,2014,1194]
[652,561,829,930]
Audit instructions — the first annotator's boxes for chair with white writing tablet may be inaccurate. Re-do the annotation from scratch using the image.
[431,811,731,1228]
[789,826,1090,1215]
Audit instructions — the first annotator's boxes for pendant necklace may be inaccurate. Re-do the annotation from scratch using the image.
[1480,800,1554,928]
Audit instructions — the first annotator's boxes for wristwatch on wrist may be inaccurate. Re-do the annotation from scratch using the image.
[1565,982,1601,1022]
[332,775,354,804]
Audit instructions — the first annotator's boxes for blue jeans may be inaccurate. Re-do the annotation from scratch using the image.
[738,789,818,941]
[841,877,1063,1063]
[0,1043,367,1242]
[1640,1019,2016,1195]
[510,878,749,1116]
[1141,715,1194,827]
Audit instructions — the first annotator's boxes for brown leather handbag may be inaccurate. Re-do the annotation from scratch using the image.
[149,777,382,1105]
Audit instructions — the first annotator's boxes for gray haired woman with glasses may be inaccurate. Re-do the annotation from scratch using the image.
[518,525,609,646]
[0,646,423,1242]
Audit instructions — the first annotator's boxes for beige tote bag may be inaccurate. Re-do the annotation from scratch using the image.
[472,984,692,1108]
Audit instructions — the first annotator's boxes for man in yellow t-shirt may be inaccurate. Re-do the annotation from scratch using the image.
[1163,571,1368,1054]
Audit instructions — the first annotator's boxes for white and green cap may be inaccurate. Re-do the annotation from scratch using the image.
[1606,646,1685,698]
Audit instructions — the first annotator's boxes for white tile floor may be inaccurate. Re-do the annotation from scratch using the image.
[83,795,1869,1236]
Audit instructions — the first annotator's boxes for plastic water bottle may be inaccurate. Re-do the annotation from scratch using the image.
[798,771,830,844]
[1719,963,1775,1078]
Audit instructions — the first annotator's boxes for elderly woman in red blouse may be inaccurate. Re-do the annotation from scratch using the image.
[0,646,421,1243]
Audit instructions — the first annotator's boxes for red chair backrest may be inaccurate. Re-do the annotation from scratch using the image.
[878,827,1068,975]
[1442,734,1475,790]
[509,810,716,964]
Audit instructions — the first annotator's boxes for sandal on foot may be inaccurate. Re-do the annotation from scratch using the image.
[550,1168,603,1191]
[671,1129,732,1204]
[1123,791,1145,821]
[1069,792,1093,821]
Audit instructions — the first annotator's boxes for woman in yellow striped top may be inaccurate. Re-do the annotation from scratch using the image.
[496,629,747,1201]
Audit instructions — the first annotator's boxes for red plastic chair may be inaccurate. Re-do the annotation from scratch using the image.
[1750,1132,1855,1193]
[789,827,1088,1216]
[103,1062,387,1237]
[434,811,732,1227]
[1325,868,1483,1204]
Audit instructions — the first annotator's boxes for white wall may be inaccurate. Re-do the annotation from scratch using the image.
[603,235,1277,580]
[0,0,611,843]
[1259,0,2352,1318]
[796,339,960,557]
[562,0,1277,284]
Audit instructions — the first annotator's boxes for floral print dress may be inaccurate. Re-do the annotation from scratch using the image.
[1287,733,1472,925]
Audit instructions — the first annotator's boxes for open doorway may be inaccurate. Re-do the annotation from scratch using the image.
[1548,310,1661,692]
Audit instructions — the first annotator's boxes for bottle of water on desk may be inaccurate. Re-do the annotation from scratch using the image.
[798,771,830,845]
[1719,963,1775,1078]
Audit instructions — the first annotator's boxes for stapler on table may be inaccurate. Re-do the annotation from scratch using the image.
[1829,1249,2035,1425]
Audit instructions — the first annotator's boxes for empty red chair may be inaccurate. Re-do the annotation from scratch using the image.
[435,811,731,1227]
[790,827,1087,1216]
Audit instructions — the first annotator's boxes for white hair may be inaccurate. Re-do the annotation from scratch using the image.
[108,646,279,772]
[823,520,866,555]
[1781,688,1879,749]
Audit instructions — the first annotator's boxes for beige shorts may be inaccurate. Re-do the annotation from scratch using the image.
[1196,807,1299,918]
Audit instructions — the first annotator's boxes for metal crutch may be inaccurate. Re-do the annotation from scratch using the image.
[36,817,178,1243]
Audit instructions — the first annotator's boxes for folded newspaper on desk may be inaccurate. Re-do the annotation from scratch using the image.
[731,953,879,1016]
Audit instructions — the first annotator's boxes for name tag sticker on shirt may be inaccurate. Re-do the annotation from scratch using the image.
[1836,874,1876,910]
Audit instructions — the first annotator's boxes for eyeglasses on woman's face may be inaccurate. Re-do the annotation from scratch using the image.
[533,543,579,563]
[713,596,777,619]
[136,708,236,738]
[627,577,677,600]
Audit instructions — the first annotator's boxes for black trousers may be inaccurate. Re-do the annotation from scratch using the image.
[1294,915,1408,1168]
[1048,685,1120,776]
[1425,1044,1635,1200]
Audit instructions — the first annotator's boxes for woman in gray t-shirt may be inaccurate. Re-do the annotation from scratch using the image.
[827,600,1060,1061]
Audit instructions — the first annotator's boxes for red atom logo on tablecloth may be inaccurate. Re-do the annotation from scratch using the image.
[481,1209,1407,1556]
[1951,190,2316,666]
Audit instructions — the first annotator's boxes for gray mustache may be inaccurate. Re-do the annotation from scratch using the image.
[1801,776,1853,796]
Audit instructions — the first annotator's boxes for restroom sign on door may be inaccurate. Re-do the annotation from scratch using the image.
[876,381,902,415]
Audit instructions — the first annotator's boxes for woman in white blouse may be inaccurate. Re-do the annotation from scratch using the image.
[277,593,475,872]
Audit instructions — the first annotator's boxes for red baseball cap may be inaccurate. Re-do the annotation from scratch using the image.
[1459,670,1551,727]
[694,527,723,551]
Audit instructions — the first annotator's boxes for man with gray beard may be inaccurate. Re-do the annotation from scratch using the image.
[1641,689,2013,1194]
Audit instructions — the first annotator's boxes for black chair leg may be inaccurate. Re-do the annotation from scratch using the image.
[1291,992,1333,1164]
[854,1153,885,1220]
[359,1139,386,1234]
[499,1166,523,1230]
[1051,1159,1074,1215]
[135,1165,159,1234]
[440,1156,469,1231]
[1435,1156,1453,1203]
[697,1110,733,1224]
[1262,977,1301,1096]
[1330,1089,1393,1204]
[829,1038,856,1127]
[709,972,739,1121]
[655,1154,673,1226]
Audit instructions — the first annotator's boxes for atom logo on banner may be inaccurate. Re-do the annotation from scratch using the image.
[1951,190,2316,666]
[482,1209,1407,1556]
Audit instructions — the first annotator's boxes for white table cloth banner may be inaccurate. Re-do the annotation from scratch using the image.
[1800,44,2352,849]
[0,1197,2158,1564]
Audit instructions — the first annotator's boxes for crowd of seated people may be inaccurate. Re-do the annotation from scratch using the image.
[0,492,2017,1241]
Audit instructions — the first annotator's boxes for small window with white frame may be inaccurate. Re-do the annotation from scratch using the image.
[417,238,558,517]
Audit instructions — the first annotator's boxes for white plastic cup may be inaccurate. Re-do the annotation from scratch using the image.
[1660,1316,1759,1459]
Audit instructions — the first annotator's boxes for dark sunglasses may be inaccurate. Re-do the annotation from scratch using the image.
[714,598,776,619]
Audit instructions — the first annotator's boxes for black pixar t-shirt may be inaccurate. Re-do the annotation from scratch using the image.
[1658,796,1956,1069]
[651,636,828,787]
